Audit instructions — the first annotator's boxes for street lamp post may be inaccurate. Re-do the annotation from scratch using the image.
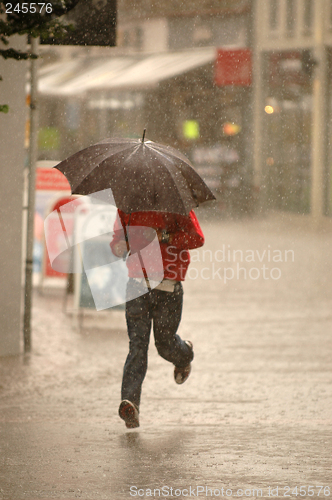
[23,36,39,352]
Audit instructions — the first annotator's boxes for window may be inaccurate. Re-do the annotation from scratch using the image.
[135,26,144,50]
[286,0,296,35]
[303,0,313,33]
[269,0,279,31]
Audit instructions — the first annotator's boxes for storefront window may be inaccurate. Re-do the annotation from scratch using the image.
[303,0,313,33]
[264,51,313,214]
[286,0,296,36]
[269,0,279,31]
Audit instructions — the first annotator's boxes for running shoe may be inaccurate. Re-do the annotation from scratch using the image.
[174,341,193,385]
[118,400,140,428]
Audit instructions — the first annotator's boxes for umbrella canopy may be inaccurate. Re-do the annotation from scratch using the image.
[54,136,216,215]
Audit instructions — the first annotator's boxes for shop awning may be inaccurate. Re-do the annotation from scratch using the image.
[38,47,216,96]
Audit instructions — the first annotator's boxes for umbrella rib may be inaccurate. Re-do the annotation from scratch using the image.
[156,160,192,213]
[121,144,142,164]
[147,142,192,165]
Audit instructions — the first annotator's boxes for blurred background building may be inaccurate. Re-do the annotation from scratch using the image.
[37,0,255,214]
[35,0,332,218]
[253,0,331,218]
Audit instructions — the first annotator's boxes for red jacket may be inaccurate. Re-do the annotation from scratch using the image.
[110,210,204,281]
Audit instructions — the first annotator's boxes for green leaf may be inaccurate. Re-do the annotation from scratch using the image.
[0,48,36,60]
[0,105,9,113]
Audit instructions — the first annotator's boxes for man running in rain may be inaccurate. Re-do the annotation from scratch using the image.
[110,209,205,428]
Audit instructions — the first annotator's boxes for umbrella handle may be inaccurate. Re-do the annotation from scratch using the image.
[122,214,152,292]
[122,214,131,260]
[122,239,130,260]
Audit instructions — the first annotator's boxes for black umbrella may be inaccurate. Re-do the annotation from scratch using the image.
[54,132,215,216]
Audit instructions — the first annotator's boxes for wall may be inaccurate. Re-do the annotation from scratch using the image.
[143,19,168,52]
[0,35,27,356]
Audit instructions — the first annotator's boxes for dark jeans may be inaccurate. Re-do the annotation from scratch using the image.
[121,279,194,408]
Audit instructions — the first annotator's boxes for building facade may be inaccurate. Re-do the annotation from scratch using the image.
[253,0,332,217]
[38,0,255,213]
[37,0,332,218]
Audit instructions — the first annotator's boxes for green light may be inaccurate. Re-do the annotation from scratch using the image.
[183,120,200,140]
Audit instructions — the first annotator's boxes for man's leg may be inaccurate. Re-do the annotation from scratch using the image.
[121,289,152,409]
[152,282,193,368]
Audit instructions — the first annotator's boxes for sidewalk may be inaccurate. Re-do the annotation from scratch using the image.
[0,213,331,500]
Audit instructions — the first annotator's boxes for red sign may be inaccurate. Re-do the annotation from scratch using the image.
[215,48,252,87]
[43,196,83,278]
[36,167,71,191]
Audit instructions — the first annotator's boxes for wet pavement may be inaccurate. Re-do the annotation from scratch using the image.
[1,212,332,500]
